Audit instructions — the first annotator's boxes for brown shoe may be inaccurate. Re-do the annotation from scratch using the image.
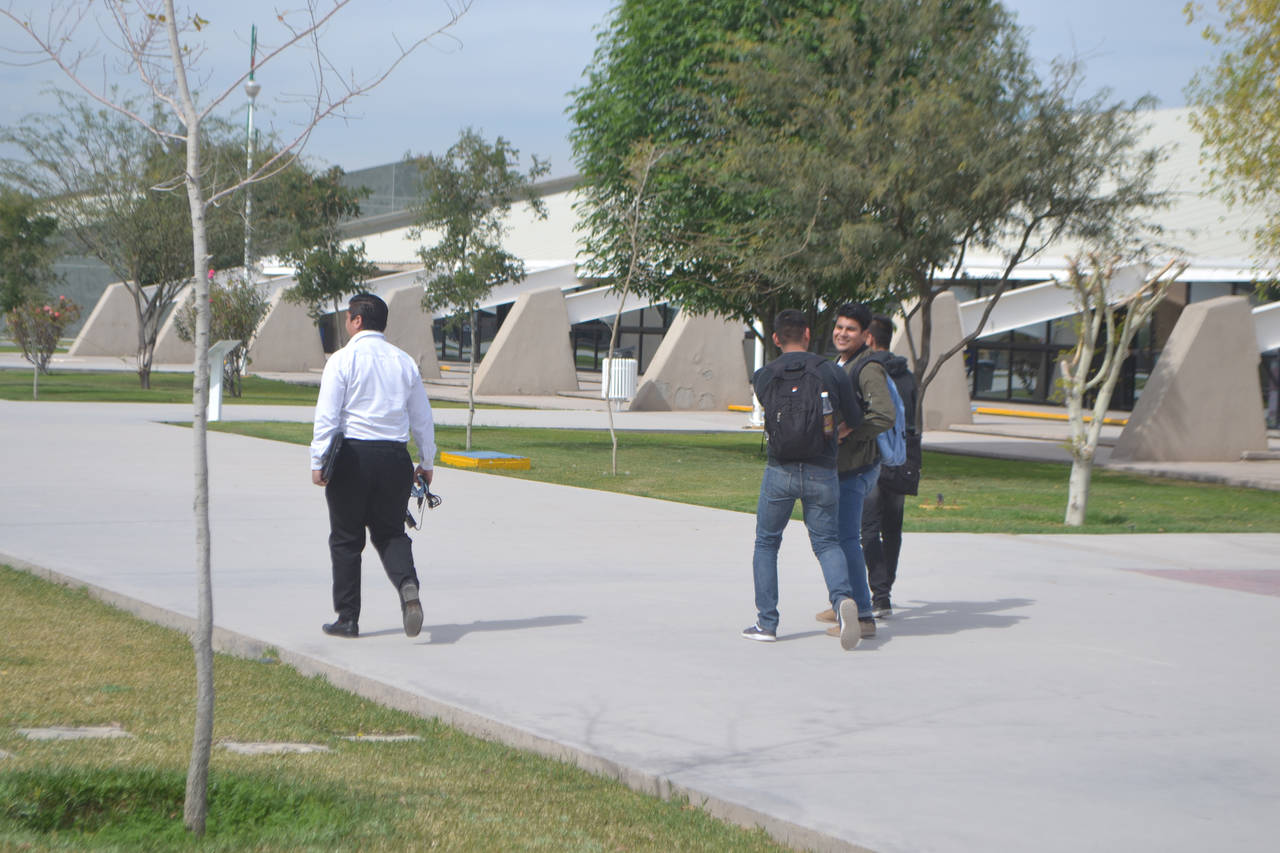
[816,608,837,623]
[828,617,877,638]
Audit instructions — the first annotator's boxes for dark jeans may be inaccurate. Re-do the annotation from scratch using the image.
[325,439,418,622]
[751,462,853,632]
[837,465,878,619]
[861,480,905,607]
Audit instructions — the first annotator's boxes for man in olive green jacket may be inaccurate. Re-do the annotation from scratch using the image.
[818,302,896,640]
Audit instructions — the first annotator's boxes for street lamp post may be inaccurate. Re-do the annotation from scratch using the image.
[243,24,259,280]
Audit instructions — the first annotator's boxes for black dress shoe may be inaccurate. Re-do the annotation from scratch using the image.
[322,618,359,638]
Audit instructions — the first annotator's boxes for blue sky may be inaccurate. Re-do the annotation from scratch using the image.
[0,1,1222,179]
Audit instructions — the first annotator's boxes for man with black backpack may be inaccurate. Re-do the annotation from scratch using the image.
[860,314,921,619]
[814,303,894,642]
[745,309,866,650]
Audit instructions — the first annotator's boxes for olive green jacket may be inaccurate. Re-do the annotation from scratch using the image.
[836,347,896,473]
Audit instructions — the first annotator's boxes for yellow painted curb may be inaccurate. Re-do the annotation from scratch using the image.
[974,406,1129,426]
[727,404,753,412]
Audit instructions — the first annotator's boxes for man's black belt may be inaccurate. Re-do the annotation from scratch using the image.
[342,438,407,449]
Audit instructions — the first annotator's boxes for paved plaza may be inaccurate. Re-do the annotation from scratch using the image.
[1,394,1278,852]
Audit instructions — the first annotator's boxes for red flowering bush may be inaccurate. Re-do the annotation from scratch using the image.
[4,294,81,399]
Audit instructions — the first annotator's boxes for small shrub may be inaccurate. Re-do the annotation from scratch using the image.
[3,295,81,399]
[174,275,271,397]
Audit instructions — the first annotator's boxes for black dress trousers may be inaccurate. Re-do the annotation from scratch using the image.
[325,439,418,621]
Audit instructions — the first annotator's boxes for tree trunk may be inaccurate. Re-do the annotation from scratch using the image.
[605,288,628,476]
[467,306,477,451]
[31,364,38,400]
[163,0,214,835]
[1064,453,1093,526]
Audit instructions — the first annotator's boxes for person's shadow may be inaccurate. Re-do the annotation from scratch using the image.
[780,598,1032,647]
[855,598,1033,650]
[416,614,586,644]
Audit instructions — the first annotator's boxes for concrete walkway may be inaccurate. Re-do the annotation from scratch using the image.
[1,395,1279,850]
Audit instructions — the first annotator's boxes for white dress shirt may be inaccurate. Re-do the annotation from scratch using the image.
[310,330,436,470]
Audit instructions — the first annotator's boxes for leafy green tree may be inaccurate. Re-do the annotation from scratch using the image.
[174,275,271,397]
[579,0,1166,422]
[569,0,840,340]
[411,128,549,448]
[1186,0,1280,266]
[0,92,251,387]
[698,3,1167,418]
[278,165,378,332]
[0,188,59,313]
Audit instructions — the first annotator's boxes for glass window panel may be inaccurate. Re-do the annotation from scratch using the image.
[1010,351,1043,400]
[1050,317,1079,345]
[1011,322,1049,344]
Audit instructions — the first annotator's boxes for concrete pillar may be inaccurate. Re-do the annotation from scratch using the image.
[629,310,751,411]
[472,287,578,395]
[384,284,440,379]
[245,288,326,373]
[1112,295,1268,462]
[892,291,972,430]
[67,281,137,357]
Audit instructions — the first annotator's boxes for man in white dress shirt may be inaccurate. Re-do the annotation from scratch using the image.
[310,293,436,638]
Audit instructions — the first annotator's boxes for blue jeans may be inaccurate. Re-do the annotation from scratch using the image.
[752,462,853,632]
[838,464,879,619]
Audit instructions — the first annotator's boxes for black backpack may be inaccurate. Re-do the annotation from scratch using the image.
[759,354,830,462]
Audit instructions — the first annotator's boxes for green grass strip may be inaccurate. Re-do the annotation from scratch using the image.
[0,369,480,408]
[0,565,784,851]
[209,421,1280,534]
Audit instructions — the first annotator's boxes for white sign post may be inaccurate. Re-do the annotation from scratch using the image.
[206,339,241,423]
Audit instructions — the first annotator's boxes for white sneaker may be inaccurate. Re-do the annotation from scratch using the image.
[838,599,859,651]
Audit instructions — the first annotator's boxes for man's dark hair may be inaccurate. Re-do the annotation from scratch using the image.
[869,314,894,350]
[773,309,809,345]
[348,293,388,332]
[835,302,872,331]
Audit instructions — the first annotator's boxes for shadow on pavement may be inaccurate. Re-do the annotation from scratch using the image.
[419,614,586,644]
[879,598,1033,638]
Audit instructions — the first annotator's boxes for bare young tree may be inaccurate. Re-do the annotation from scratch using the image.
[411,128,549,450]
[1058,256,1183,527]
[0,0,470,833]
[602,142,664,475]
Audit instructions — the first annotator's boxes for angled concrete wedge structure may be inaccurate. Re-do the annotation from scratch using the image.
[893,291,973,429]
[67,282,137,358]
[152,284,195,365]
[383,283,440,379]
[629,310,750,411]
[246,285,326,374]
[472,287,578,395]
[1113,296,1268,462]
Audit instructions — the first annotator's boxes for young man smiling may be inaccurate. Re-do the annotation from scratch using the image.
[817,303,896,641]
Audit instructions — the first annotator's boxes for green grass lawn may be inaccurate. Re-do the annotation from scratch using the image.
[0,566,784,851]
[0,369,482,408]
[208,421,1280,534]
[0,369,321,405]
